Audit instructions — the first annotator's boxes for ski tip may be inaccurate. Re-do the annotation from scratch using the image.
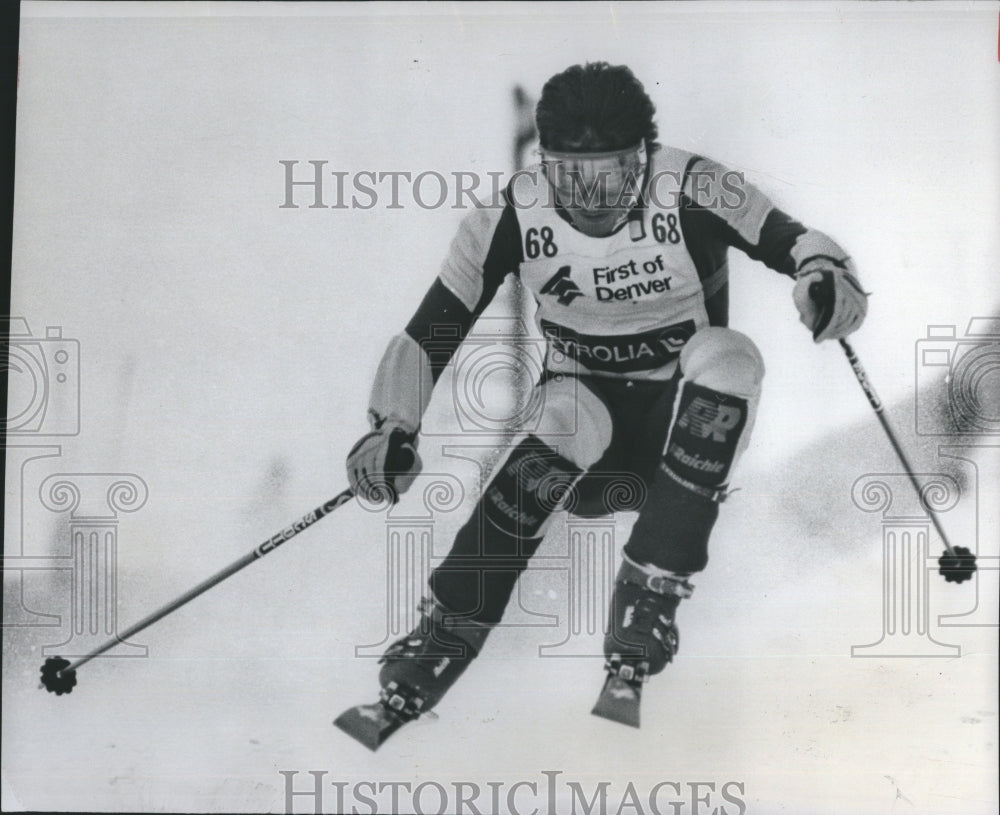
[334,704,407,752]
[591,701,641,729]
[591,676,642,729]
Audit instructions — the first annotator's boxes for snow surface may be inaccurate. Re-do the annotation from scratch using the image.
[4,3,998,813]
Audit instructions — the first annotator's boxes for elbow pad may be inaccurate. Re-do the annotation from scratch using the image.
[367,332,435,432]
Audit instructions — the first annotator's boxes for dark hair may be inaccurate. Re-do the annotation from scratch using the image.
[535,62,659,152]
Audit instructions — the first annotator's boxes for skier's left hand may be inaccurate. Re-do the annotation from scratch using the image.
[793,260,868,343]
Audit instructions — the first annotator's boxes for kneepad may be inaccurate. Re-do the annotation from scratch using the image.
[530,375,613,470]
[664,329,764,493]
[679,327,764,400]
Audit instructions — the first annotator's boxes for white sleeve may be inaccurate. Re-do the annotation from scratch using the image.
[684,157,775,246]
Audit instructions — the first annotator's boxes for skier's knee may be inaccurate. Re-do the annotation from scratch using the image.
[663,328,763,493]
[531,376,612,469]
[680,327,764,399]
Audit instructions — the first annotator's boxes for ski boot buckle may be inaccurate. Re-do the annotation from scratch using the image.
[605,654,649,685]
[379,681,426,721]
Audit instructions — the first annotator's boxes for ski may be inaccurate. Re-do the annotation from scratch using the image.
[334,701,412,751]
[590,673,643,728]
[334,681,432,751]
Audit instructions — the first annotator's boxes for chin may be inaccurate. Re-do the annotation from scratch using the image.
[569,212,623,238]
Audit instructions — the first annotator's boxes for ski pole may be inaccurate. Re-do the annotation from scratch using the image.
[832,336,977,582]
[39,488,356,694]
[806,278,975,581]
[835,338,953,554]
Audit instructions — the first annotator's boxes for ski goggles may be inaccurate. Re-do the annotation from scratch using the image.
[540,141,647,211]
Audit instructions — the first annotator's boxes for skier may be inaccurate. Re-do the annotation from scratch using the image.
[339,62,867,744]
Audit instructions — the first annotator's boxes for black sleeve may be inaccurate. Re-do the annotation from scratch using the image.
[728,207,808,278]
[404,279,476,383]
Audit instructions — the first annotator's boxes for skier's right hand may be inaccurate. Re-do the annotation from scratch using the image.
[346,420,422,503]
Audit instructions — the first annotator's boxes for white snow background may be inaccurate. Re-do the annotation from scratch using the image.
[4,3,998,814]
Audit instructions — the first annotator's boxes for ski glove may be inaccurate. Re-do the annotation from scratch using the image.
[793,260,869,343]
[346,424,422,503]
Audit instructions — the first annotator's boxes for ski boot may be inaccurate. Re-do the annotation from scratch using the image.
[378,597,490,716]
[592,554,694,728]
[335,598,491,750]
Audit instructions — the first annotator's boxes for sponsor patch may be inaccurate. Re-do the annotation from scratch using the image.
[540,319,696,373]
[665,382,748,487]
[486,486,540,530]
[592,254,673,302]
[676,395,743,442]
[507,451,555,493]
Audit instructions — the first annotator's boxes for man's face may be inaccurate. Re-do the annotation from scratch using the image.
[541,142,647,238]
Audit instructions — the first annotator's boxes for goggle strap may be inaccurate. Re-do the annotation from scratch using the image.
[540,142,646,161]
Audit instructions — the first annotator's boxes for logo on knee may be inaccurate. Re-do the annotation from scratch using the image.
[677,395,743,442]
[485,486,541,531]
[486,441,582,537]
[506,451,554,492]
[666,383,748,487]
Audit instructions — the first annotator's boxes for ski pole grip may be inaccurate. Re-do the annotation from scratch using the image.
[385,429,417,473]
[807,277,835,341]
[390,445,416,472]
